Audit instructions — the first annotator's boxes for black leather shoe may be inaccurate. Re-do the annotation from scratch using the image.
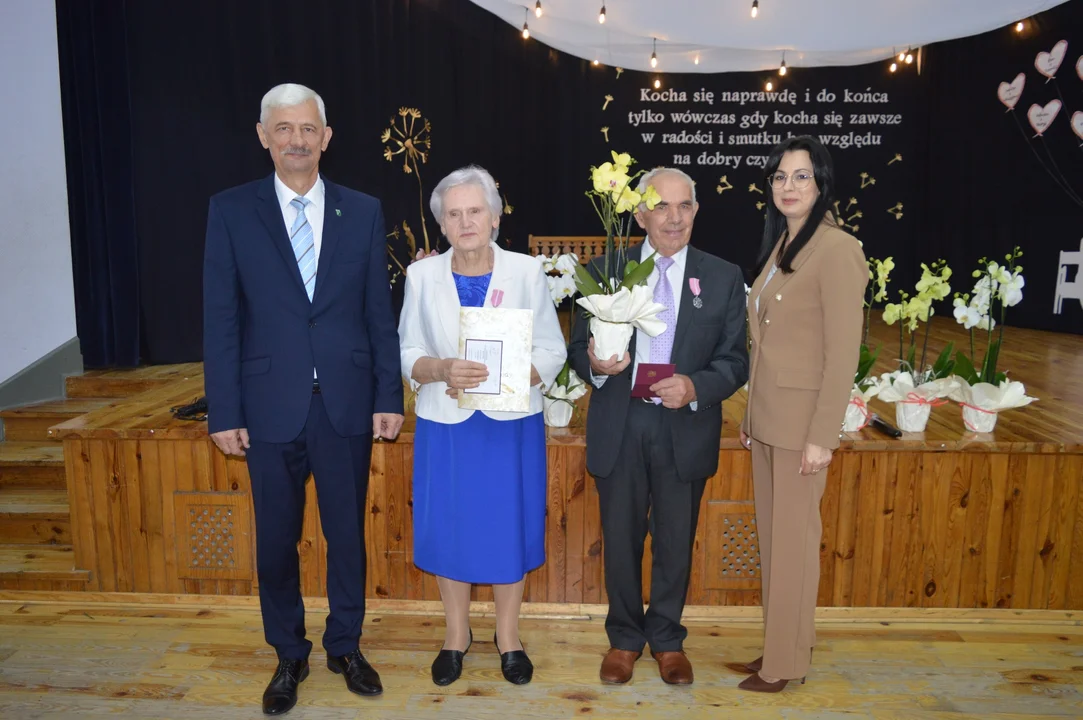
[431,629,472,686]
[262,658,309,715]
[494,632,533,685]
[327,649,383,696]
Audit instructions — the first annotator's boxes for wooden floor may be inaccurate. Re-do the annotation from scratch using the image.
[0,595,1081,719]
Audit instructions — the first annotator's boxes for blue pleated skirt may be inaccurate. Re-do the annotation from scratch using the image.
[412,412,546,584]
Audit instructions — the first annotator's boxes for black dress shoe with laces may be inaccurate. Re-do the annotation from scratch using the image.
[494,633,533,685]
[262,657,309,715]
[431,629,472,686]
[327,649,383,696]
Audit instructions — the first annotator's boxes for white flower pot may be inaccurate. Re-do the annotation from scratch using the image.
[543,397,574,427]
[895,402,931,433]
[842,399,870,433]
[589,317,634,362]
[962,405,998,433]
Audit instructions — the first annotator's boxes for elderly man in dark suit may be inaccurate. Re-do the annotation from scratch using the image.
[568,167,749,686]
[203,83,403,715]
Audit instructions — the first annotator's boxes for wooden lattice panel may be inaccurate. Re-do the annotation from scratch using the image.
[705,502,761,590]
[173,492,252,580]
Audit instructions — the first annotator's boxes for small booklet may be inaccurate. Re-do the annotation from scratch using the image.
[630,363,676,399]
[457,307,533,412]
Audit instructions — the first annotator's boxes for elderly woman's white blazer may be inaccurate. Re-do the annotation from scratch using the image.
[398,242,567,424]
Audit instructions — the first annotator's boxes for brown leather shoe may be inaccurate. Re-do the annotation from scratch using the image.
[599,648,641,684]
[651,650,694,685]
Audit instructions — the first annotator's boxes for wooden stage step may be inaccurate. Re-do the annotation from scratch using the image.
[0,398,114,442]
[0,544,88,591]
[0,487,70,545]
[0,442,65,488]
[65,363,203,399]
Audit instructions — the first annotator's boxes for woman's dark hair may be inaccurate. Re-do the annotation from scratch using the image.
[754,135,837,275]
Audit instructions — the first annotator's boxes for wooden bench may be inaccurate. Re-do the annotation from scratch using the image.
[527,235,643,264]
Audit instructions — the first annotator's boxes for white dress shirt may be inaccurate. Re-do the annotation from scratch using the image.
[273,172,326,268]
[273,173,325,378]
[591,237,697,410]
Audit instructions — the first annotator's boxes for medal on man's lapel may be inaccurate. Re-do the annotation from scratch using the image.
[689,277,703,308]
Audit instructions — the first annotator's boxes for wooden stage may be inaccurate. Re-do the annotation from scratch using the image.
[2,317,1082,612]
[1,595,1081,718]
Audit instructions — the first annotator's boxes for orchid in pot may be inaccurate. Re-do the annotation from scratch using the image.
[536,252,589,427]
[877,260,959,432]
[948,247,1036,432]
[844,256,893,432]
[573,152,668,360]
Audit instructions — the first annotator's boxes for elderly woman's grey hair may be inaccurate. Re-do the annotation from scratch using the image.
[430,165,503,242]
[260,83,327,126]
[637,167,697,207]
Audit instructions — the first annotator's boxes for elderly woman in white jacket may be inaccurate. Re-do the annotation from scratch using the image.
[398,165,566,688]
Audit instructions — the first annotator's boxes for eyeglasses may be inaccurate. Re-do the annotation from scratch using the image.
[648,201,695,216]
[767,171,815,190]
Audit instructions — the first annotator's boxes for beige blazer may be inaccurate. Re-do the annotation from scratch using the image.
[742,222,868,451]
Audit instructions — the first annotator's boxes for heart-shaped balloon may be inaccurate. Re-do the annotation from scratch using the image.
[997,73,1026,109]
[1072,111,1083,142]
[1035,39,1068,78]
[1076,54,1083,81]
[1028,100,1062,136]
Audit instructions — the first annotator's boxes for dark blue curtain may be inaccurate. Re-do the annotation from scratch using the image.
[56,0,141,367]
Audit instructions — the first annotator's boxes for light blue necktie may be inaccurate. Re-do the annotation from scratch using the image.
[290,197,315,301]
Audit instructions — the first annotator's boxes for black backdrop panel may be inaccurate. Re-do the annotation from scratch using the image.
[58,0,1083,364]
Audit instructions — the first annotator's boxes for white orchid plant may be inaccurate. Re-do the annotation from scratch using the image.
[952,247,1025,385]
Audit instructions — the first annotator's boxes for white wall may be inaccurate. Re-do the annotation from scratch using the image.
[0,0,77,384]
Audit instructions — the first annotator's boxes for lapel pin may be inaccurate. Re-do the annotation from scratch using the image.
[335,208,342,216]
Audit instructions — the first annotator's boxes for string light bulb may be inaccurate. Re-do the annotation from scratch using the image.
[599,3,606,23]
[905,50,913,64]
[889,61,897,72]
[898,50,906,62]
[694,55,700,65]
[1015,20,1024,32]
[779,52,787,76]
[765,79,774,91]
[650,38,658,69]
[653,77,661,89]
[751,0,759,19]
[592,59,600,66]
[521,8,529,39]
[535,1,542,18]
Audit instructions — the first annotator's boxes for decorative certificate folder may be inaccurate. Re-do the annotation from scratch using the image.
[457,307,533,412]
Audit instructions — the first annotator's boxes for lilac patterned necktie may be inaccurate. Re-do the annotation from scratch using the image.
[650,256,676,363]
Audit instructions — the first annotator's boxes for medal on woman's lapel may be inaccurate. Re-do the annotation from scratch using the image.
[689,277,703,308]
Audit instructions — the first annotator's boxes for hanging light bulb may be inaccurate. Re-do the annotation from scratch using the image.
[898,50,906,62]
[889,61,897,72]
[751,0,759,19]
[535,1,543,18]
[521,8,530,39]
[654,77,661,89]
[599,3,606,23]
[779,52,787,76]
[1015,20,1025,32]
[593,59,600,66]
[694,55,700,65]
[765,79,774,91]
[650,38,658,69]
[905,50,913,64]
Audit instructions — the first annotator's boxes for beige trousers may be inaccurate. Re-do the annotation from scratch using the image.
[750,439,826,680]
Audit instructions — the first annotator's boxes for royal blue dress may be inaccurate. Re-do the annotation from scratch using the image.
[412,272,547,584]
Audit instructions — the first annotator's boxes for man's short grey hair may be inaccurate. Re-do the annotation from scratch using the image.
[430,165,503,242]
[637,167,697,206]
[260,83,327,126]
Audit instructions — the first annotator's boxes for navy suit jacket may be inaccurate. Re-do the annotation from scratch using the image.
[202,174,404,443]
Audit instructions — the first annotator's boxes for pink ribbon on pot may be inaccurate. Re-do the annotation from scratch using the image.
[848,396,871,430]
[901,392,948,407]
[958,402,996,432]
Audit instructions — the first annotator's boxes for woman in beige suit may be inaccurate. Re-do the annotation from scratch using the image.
[737,135,868,692]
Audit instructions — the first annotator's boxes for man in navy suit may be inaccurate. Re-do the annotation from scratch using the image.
[203,83,404,716]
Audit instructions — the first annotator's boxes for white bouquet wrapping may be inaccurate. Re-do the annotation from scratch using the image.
[842,382,880,433]
[948,379,1036,433]
[543,367,589,428]
[576,285,668,360]
[876,371,958,432]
